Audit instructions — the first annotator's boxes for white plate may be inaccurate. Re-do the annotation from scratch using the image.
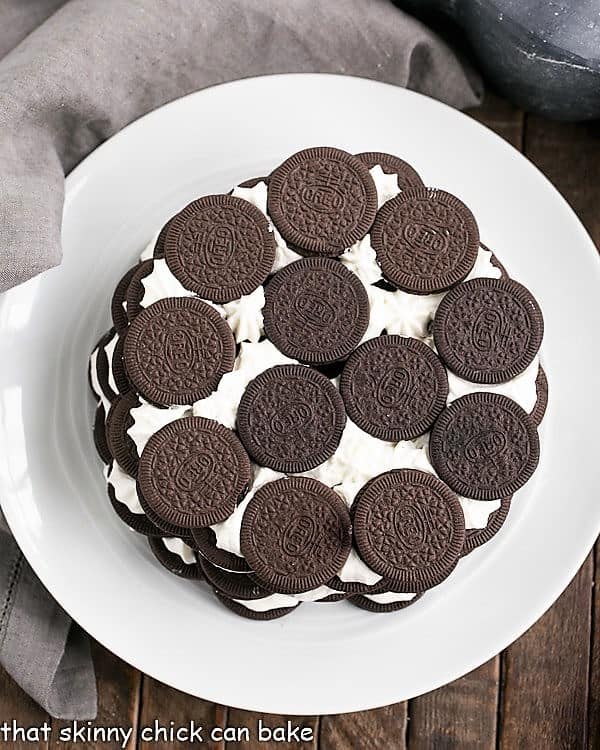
[1,74,599,715]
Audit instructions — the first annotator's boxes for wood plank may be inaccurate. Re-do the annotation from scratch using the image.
[466,92,525,150]
[0,664,50,749]
[224,711,318,749]
[407,659,499,750]
[590,545,599,750]
[138,675,227,749]
[499,557,593,749]
[320,705,407,750]
[52,639,140,750]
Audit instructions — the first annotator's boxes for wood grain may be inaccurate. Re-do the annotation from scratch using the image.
[320,704,407,750]
[223,711,318,749]
[51,639,140,750]
[590,546,599,750]
[137,675,226,749]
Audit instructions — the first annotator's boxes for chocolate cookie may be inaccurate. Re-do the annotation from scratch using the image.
[199,558,272,600]
[136,484,195,537]
[230,176,269,192]
[430,393,540,500]
[240,477,352,594]
[433,277,544,384]
[530,365,548,426]
[340,335,449,440]
[263,258,369,364]
[462,498,512,556]
[348,592,422,613]
[213,590,299,620]
[111,265,138,333]
[93,405,112,464]
[353,469,465,592]
[90,329,118,402]
[125,259,155,321]
[110,334,132,396]
[355,151,424,190]
[192,526,251,573]
[237,365,346,472]
[137,416,251,528]
[164,195,275,302]
[107,481,163,536]
[268,147,377,256]
[480,242,509,279]
[123,297,235,406]
[105,393,141,477]
[148,536,203,579]
[371,188,479,294]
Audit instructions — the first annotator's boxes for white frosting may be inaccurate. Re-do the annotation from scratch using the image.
[364,591,416,604]
[127,401,191,456]
[193,340,296,430]
[292,585,339,602]
[140,258,196,308]
[341,235,383,287]
[211,466,284,557]
[338,548,383,586]
[370,164,402,208]
[222,286,265,344]
[231,182,302,272]
[459,497,502,529]
[447,357,540,414]
[105,461,144,514]
[139,232,159,261]
[89,348,111,417]
[162,537,197,565]
[232,593,297,612]
[104,331,119,395]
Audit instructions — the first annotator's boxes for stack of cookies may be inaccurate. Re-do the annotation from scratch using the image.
[89,147,547,618]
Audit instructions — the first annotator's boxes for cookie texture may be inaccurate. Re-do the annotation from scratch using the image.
[530,365,548,426]
[371,188,479,293]
[148,537,203,579]
[165,195,275,302]
[192,526,251,573]
[93,405,112,465]
[462,498,512,556]
[430,392,540,500]
[348,593,422,613]
[213,590,299,620]
[105,393,140,477]
[138,417,251,528]
[263,257,369,364]
[268,147,377,255]
[123,297,235,406]
[199,558,271,600]
[111,265,138,333]
[240,477,352,594]
[125,259,155,321]
[433,277,544,384]
[355,151,424,190]
[353,469,465,592]
[237,365,346,472]
[340,335,449,440]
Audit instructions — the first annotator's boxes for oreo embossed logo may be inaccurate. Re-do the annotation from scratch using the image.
[403,222,449,254]
[471,308,505,352]
[294,293,335,328]
[300,183,345,214]
[464,430,507,462]
[282,515,317,556]
[377,367,412,408]
[203,224,235,268]
[174,452,214,491]
[270,401,313,436]
[164,327,196,374]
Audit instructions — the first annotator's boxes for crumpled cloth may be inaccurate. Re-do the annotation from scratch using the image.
[0,0,481,719]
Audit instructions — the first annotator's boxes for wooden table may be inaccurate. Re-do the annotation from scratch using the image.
[1,94,598,750]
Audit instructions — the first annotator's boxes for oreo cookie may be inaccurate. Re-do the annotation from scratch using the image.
[237,365,346,472]
[531,366,548,426]
[240,477,352,594]
[433,277,544,384]
[136,485,195,538]
[111,265,138,333]
[340,335,449,441]
[164,195,275,303]
[199,558,271,600]
[137,416,251,528]
[348,592,422,613]
[213,590,299,620]
[93,405,112,464]
[230,176,269,192]
[480,242,509,279]
[268,147,377,256]
[152,219,173,260]
[462,498,511,556]
[192,526,251,573]
[123,297,235,406]
[263,258,369,364]
[125,259,155,321]
[353,469,465,592]
[430,393,540,500]
[371,188,479,294]
[105,393,141,476]
[148,536,203,579]
[355,151,424,190]
[107,481,163,536]
[90,329,118,403]
[110,334,132,396]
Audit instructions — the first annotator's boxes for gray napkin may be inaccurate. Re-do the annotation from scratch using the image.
[0,0,482,719]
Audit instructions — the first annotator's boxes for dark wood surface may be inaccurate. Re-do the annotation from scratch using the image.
[0,94,598,749]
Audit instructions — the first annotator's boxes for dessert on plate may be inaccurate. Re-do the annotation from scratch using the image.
[89,146,547,618]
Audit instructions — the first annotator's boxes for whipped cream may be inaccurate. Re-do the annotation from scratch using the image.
[139,232,159,262]
[162,537,197,565]
[221,286,265,344]
[128,401,192,457]
[232,593,298,612]
[105,461,144,515]
[193,340,296,430]
[459,497,502,529]
[364,591,416,604]
[104,330,119,395]
[140,258,196,308]
[89,347,112,417]
[370,165,402,208]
